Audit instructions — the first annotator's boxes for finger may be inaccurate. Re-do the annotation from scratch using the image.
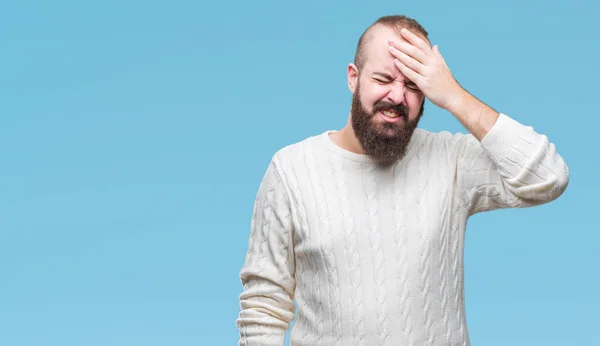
[401,28,430,51]
[433,45,443,58]
[388,39,426,64]
[389,45,424,75]
[433,45,448,62]
[393,58,422,85]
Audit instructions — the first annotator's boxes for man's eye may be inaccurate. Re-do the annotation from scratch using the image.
[406,83,421,92]
[375,79,390,84]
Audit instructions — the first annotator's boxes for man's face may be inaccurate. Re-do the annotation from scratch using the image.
[348,26,428,165]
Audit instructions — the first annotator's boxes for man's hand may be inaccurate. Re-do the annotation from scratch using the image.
[388,28,499,141]
[387,28,466,111]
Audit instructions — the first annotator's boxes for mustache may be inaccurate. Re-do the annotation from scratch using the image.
[372,101,408,117]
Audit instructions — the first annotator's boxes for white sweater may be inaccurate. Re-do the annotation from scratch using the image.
[236,113,569,346]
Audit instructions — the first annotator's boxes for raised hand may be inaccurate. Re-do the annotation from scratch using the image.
[387,28,466,111]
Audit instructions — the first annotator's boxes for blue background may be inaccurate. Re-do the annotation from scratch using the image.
[1,1,598,345]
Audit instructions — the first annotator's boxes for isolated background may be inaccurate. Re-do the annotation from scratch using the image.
[1,0,598,345]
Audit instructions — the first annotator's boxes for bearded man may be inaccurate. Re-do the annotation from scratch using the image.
[236,14,569,346]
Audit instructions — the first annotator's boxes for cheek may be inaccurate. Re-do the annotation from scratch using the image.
[365,86,390,104]
[359,89,382,109]
[407,93,425,113]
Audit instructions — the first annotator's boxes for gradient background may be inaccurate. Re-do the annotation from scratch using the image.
[1,0,598,345]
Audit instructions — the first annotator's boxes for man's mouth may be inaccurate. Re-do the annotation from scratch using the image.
[381,109,401,118]
[377,109,405,124]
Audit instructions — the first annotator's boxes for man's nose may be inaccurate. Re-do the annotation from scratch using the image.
[386,84,406,105]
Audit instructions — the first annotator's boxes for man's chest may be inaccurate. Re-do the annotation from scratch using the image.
[283,165,459,261]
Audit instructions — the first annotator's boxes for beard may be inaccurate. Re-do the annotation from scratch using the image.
[350,83,424,166]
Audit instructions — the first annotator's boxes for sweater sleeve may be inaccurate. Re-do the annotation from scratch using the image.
[236,155,297,346]
[455,113,569,215]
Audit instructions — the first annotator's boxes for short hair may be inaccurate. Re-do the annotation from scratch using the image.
[354,15,429,70]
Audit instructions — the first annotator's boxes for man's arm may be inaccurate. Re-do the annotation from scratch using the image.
[451,112,569,214]
[236,155,296,346]
[440,89,570,213]
[389,28,569,212]
[444,89,500,142]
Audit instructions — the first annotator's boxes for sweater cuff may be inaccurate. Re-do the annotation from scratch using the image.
[480,113,528,165]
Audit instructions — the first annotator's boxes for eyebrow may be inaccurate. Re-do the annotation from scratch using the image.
[372,72,394,80]
[371,71,418,86]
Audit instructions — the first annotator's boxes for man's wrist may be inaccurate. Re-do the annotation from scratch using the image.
[445,88,499,141]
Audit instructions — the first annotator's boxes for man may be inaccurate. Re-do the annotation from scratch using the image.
[235,15,569,346]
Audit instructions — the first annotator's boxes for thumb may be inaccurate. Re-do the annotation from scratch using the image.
[433,45,446,62]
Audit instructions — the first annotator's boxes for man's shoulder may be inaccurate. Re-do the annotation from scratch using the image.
[269,130,329,168]
[406,127,480,164]
[414,126,472,140]
[412,127,477,149]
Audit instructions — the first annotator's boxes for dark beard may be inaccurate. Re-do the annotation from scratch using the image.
[350,83,423,166]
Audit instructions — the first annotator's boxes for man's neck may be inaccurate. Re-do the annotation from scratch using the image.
[329,124,366,155]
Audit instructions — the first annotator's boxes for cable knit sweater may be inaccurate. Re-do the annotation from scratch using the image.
[236,113,569,346]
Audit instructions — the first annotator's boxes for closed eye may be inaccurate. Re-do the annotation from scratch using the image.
[375,78,391,84]
[372,72,393,84]
[406,82,421,92]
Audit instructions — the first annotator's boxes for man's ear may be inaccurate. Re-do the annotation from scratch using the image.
[347,63,359,93]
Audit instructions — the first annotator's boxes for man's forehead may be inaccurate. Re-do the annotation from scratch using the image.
[362,25,429,76]
[366,61,398,78]
[363,30,403,75]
